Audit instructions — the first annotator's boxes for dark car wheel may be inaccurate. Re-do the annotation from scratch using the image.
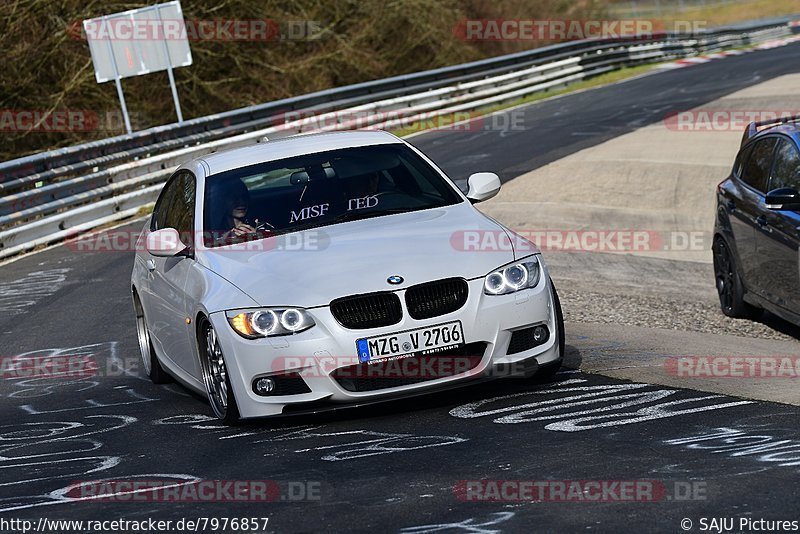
[713,237,759,319]
[133,293,172,384]
[199,319,241,425]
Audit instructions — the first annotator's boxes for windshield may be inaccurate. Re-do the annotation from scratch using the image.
[202,143,463,247]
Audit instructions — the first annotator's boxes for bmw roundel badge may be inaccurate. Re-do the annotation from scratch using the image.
[387,275,404,285]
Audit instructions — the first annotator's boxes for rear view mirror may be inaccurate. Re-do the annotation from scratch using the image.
[765,187,800,210]
[466,172,501,204]
[146,228,187,257]
[289,171,310,185]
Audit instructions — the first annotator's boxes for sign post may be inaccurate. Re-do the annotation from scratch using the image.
[83,1,192,134]
[154,7,184,123]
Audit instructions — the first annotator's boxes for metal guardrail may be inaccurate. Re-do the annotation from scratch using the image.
[0,19,796,260]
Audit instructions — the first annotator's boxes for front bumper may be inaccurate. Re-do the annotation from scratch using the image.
[210,269,560,419]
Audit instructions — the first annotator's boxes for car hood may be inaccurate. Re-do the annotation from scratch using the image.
[198,203,521,308]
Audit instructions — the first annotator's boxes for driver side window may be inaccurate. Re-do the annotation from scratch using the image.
[741,137,777,193]
[152,179,177,231]
[769,139,800,192]
[152,171,196,247]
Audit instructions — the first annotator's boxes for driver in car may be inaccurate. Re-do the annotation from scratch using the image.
[209,179,262,245]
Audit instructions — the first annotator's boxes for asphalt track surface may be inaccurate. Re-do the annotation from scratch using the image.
[421,41,800,183]
[2,42,800,533]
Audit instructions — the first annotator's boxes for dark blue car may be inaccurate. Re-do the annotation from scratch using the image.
[714,117,800,325]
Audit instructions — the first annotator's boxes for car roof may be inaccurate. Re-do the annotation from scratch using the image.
[754,123,800,139]
[190,130,403,176]
[745,122,800,149]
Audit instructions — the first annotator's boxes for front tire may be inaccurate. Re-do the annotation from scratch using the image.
[133,293,172,384]
[713,237,759,319]
[199,320,240,425]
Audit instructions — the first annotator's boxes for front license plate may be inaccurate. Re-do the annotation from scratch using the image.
[356,321,464,363]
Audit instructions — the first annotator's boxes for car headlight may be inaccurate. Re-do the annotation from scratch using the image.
[226,308,315,338]
[484,257,541,295]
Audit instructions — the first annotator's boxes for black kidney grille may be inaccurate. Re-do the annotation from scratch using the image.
[330,292,403,329]
[405,278,469,320]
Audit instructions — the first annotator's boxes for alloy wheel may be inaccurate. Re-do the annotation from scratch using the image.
[202,324,229,418]
[713,239,734,314]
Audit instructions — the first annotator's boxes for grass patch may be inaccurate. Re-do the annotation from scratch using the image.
[608,0,798,27]
[676,0,797,27]
[136,204,154,218]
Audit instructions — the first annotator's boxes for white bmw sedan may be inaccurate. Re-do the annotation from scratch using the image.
[132,130,564,423]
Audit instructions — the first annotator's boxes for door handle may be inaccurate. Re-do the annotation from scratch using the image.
[756,215,770,230]
[146,259,156,272]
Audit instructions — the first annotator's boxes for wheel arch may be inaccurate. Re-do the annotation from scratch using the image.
[194,310,211,350]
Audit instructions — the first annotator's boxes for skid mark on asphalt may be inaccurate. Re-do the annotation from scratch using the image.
[273,428,467,462]
[0,474,201,514]
[399,511,515,534]
[0,412,198,514]
[0,342,197,514]
[2,343,158,414]
[19,388,157,415]
[0,268,70,316]
[665,427,800,469]
[154,416,469,462]
[0,415,136,512]
[449,376,753,431]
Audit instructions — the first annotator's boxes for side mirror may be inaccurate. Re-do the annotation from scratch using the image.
[765,187,800,210]
[466,172,501,204]
[146,228,187,257]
